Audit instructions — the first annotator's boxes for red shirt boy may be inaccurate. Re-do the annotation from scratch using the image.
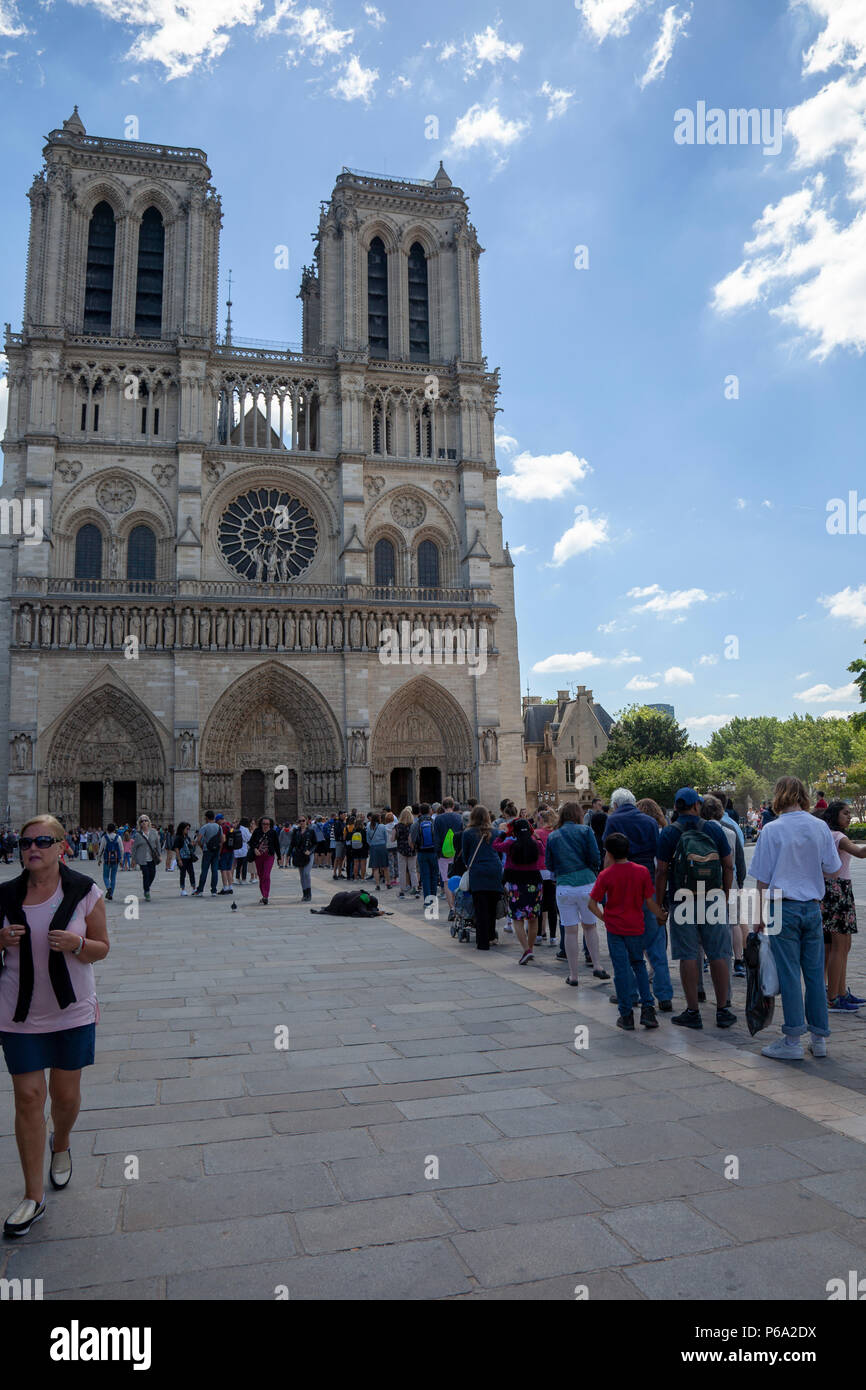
[589,860,657,934]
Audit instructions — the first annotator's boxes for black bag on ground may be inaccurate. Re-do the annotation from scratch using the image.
[310,890,382,917]
[744,930,775,1036]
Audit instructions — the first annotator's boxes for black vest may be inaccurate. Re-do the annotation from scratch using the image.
[0,862,93,1023]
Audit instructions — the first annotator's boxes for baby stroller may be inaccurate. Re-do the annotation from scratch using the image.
[448,874,476,944]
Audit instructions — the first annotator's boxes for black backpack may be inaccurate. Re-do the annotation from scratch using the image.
[103,835,121,866]
[231,828,243,851]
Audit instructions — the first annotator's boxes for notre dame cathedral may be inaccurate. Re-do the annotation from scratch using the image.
[0,108,523,828]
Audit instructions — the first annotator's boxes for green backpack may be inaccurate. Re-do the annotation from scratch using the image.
[441,828,456,859]
[671,822,723,894]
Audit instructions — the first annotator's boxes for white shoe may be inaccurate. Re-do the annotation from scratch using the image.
[761,1037,805,1061]
[809,1036,827,1058]
[180,889,188,896]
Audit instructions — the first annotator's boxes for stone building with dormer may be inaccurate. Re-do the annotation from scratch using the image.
[522,688,613,812]
[0,109,522,828]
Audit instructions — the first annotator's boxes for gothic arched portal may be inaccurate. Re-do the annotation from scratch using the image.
[370,676,474,810]
[199,662,343,817]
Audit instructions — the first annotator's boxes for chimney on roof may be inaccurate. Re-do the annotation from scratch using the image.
[522,695,542,713]
[556,690,570,704]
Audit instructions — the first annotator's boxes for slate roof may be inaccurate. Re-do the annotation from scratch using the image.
[523,699,614,744]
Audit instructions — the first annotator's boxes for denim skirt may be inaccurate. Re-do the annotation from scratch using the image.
[0,1023,96,1075]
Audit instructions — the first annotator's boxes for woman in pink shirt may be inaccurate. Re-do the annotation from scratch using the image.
[493,818,546,965]
[0,814,109,1238]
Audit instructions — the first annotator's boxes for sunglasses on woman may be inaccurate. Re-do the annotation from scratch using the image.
[20,835,58,849]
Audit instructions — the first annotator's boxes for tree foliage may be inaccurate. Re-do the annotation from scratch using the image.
[591,705,689,780]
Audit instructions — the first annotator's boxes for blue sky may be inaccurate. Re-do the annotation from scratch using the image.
[1,0,865,740]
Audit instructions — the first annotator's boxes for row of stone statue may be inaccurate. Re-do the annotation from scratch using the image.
[200,769,342,808]
[46,781,165,820]
[15,604,492,653]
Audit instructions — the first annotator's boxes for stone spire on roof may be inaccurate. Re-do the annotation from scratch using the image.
[432,161,452,188]
[62,106,85,136]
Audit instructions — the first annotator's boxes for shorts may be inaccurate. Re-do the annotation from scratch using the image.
[669,914,731,962]
[0,1023,96,1075]
[218,851,234,871]
[438,856,454,886]
[369,845,388,869]
[556,883,596,927]
[334,843,346,860]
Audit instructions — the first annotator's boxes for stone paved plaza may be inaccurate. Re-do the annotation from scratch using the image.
[1,851,865,1301]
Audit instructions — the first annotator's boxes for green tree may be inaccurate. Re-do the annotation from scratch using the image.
[706,717,783,781]
[591,705,689,780]
[773,715,857,787]
[593,751,712,809]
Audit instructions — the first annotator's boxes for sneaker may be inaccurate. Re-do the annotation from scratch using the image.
[592,969,611,981]
[671,1008,703,1030]
[548,935,558,946]
[180,889,188,897]
[844,989,866,1005]
[616,1012,635,1031]
[761,1036,805,1060]
[555,950,567,960]
[829,995,861,1012]
[192,890,203,897]
[144,892,151,902]
[715,1006,737,1029]
[657,999,673,1013]
[640,1005,659,1029]
[566,977,579,986]
[3,1196,45,1238]
[518,949,533,966]
[697,989,706,1002]
[809,1035,828,1058]
[105,893,112,901]
[398,891,405,899]
[733,960,746,978]
[48,1135,72,1190]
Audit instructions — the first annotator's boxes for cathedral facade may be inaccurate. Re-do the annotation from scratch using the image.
[0,110,523,828]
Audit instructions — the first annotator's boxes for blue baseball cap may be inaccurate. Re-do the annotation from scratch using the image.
[215,813,224,821]
[674,787,702,806]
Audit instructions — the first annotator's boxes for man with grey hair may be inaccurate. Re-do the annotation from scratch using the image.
[604,788,673,1010]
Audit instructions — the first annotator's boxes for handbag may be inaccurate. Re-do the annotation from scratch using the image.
[458,835,483,894]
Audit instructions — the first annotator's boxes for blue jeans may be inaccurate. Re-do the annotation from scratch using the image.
[298,862,312,893]
[607,931,654,1017]
[769,900,830,1038]
[102,861,118,896]
[417,851,439,902]
[199,847,220,892]
[641,905,673,1002]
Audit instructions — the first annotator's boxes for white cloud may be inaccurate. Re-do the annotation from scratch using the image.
[798,612,809,620]
[794,681,859,702]
[761,499,773,507]
[639,3,690,89]
[796,671,812,680]
[721,693,740,699]
[664,666,695,685]
[578,0,648,42]
[332,53,378,101]
[259,1,354,64]
[0,1,27,38]
[628,583,711,616]
[465,23,522,74]
[819,709,855,720]
[684,714,732,734]
[625,674,659,690]
[498,450,591,501]
[550,507,611,565]
[820,584,866,625]
[698,653,719,666]
[509,544,534,556]
[70,0,263,79]
[539,81,575,121]
[495,432,519,454]
[598,617,635,634]
[438,41,457,61]
[711,1,866,358]
[445,102,529,161]
[533,649,639,673]
[735,498,747,509]
[364,3,385,27]
[388,73,410,93]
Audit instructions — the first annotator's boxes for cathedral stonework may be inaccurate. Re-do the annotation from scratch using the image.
[0,112,523,826]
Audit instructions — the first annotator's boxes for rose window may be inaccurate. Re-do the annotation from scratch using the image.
[218,489,317,581]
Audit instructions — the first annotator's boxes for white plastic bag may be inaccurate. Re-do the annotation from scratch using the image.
[758,932,780,996]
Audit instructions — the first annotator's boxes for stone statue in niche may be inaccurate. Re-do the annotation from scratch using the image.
[76,609,89,646]
[181,609,194,646]
[145,609,158,648]
[178,733,194,769]
[233,612,245,647]
[250,612,261,647]
[349,730,367,765]
[93,609,106,647]
[216,611,228,647]
[163,609,175,647]
[199,612,211,647]
[284,612,295,649]
[331,614,343,649]
[110,609,123,647]
[482,729,498,763]
[349,612,361,649]
[40,609,53,647]
[13,734,32,771]
[300,613,312,650]
[316,611,327,649]
[366,615,378,649]
[267,612,280,648]
[17,608,32,646]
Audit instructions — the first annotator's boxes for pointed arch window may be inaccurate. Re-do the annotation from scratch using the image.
[418,538,440,589]
[368,236,388,357]
[408,242,429,361]
[415,403,432,457]
[135,206,165,337]
[83,201,116,334]
[74,523,103,580]
[374,538,396,586]
[127,524,157,582]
